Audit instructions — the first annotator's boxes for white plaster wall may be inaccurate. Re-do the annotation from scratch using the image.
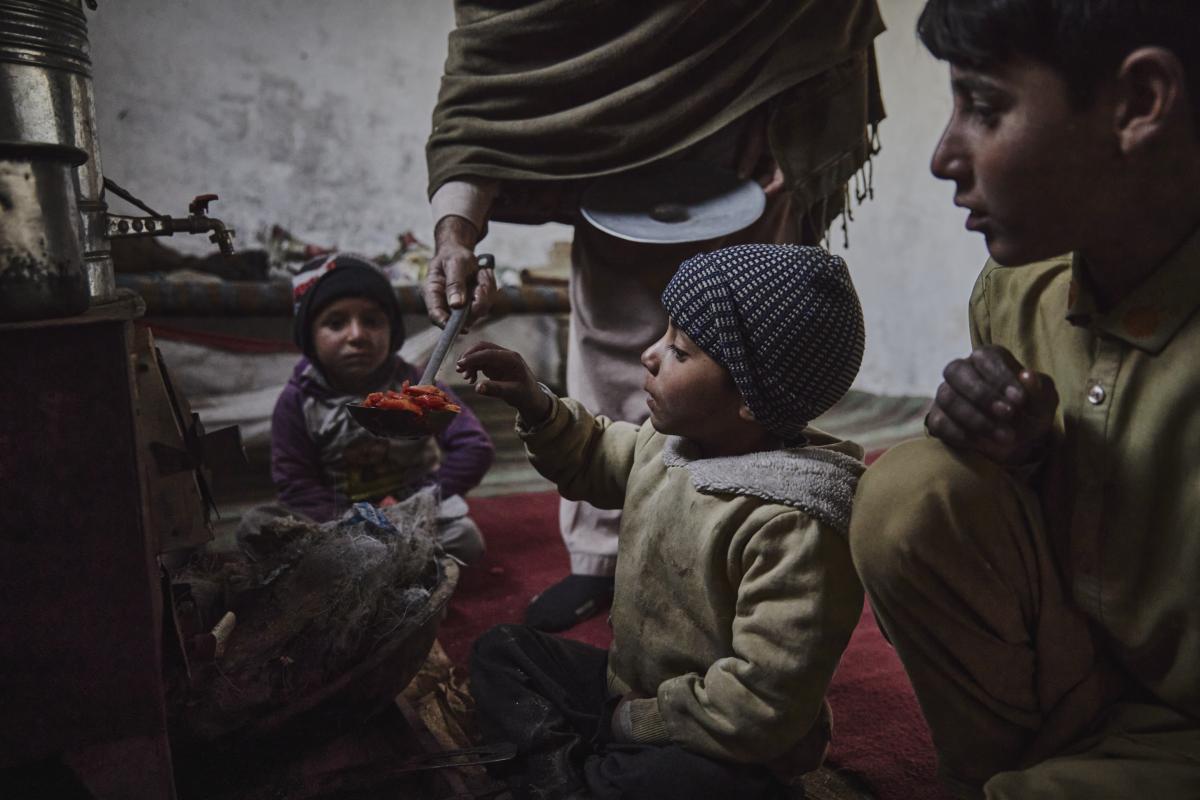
[89,0,986,396]
[830,0,988,395]
[89,0,468,258]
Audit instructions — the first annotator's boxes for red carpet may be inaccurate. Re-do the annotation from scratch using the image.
[450,491,948,800]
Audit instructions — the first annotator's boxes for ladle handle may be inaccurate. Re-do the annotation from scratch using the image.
[420,305,468,386]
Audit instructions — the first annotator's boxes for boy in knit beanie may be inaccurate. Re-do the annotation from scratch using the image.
[269,254,494,563]
[457,244,867,799]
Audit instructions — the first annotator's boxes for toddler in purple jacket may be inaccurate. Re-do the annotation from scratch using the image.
[270,254,494,563]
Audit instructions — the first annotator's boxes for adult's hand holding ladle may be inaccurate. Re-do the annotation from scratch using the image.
[423,216,496,331]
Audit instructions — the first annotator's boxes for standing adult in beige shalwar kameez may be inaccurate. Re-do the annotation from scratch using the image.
[849,2,1200,798]
[422,1,885,631]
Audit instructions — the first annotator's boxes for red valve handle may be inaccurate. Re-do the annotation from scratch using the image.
[189,193,220,216]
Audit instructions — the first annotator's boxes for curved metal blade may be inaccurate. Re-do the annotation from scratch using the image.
[579,161,766,244]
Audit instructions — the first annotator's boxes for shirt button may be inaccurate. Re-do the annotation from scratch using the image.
[1087,383,1107,405]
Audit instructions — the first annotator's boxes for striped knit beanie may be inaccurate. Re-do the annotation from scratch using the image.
[291,253,404,360]
[661,244,864,443]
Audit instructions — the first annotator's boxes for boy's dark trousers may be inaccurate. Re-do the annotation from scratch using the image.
[471,624,789,800]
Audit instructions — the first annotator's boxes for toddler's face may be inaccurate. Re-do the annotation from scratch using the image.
[640,322,745,445]
[312,296,391,393]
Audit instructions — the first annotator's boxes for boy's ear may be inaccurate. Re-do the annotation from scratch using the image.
[737,403,757,423]
[1114,46,1189,154]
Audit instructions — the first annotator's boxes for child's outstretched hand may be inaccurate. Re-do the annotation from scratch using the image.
[456,341,554,426]
[925,344,1059,466]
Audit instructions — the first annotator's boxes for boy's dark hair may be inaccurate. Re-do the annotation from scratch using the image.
[918,0,1200,124]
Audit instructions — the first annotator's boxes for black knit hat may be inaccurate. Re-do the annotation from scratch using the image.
[661,244,864,442]
[291,254,404,360]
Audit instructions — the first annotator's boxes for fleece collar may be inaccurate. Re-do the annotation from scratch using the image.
[661,436,864,535]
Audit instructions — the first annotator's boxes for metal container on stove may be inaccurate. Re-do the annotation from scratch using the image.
[0,0,114,304]
[0,142,90,320]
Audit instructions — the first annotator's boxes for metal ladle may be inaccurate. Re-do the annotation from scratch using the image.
[346,254,492,439]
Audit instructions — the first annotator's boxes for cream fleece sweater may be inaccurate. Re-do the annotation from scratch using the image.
[520,396,865,764]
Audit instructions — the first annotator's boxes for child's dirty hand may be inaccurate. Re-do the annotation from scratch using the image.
[456,341,552,425]
[926,344,1058,466]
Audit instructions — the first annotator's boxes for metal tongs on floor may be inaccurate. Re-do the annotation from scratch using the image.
[346,254,492,439]
[305,741,517,798]
[389,741,518,773]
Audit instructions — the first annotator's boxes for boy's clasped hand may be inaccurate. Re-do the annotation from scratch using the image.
[925,344,1058,466]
